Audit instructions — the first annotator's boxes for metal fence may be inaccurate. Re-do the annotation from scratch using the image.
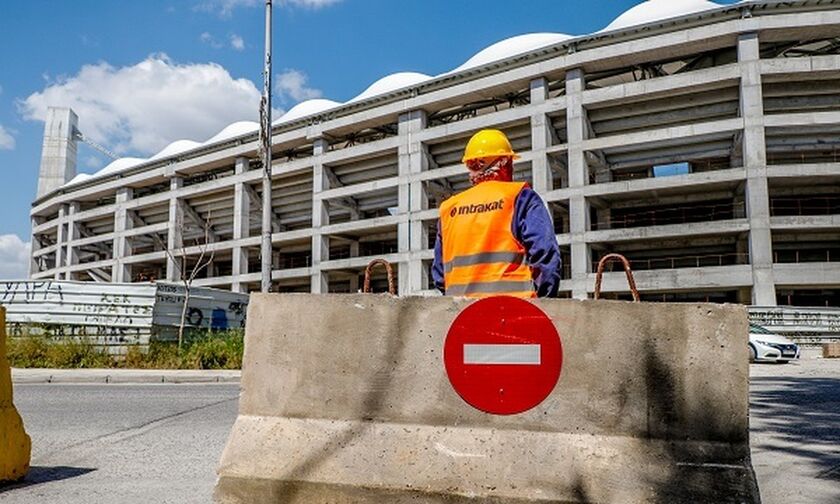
[0,280,248,350]
[749,305,840,344]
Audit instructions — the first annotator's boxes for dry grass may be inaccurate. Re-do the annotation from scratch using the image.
[7,330,244,370]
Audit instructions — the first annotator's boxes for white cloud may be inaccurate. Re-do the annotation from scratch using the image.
[18,54,263,156]
[230,34,245,51]
[275,69,322,104]
[200,32,223,48]
[197,0,342,16]
[0,235,30,280]
[84,155,104,169]
[285,0,342,7]
[0,125,15,150]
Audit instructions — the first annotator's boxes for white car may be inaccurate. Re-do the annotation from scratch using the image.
[749,323,800,363]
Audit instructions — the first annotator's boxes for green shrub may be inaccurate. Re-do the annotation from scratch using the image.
[49,339,112,368]
[7,337,51,368]
[7,329,244,370]
[182,330,244,370]
[7,336,111,368]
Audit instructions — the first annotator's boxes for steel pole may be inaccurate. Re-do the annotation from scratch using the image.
[260,0,273,293]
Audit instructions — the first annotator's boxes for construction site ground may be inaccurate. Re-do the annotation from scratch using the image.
[1,348,837,504]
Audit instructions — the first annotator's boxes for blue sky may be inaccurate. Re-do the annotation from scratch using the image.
[0,0,739,277]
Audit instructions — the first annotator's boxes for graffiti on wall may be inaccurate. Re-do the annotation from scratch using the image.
[1,281,65,304]
[750,308,840,334]
[155,284,247,329]
[72,293,154,326]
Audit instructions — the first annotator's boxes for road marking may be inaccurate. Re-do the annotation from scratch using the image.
[463,344,541,365]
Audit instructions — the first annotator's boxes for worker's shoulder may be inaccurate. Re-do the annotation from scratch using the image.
[439,181,530,211]
[474,180,530,197]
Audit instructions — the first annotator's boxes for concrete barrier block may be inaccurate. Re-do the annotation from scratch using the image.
[0,307,31,483]
[216,294,758,503]
[823,342,840,358]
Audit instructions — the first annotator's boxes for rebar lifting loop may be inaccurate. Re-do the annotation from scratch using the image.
[363,259,396,295]
[594,253,640,302]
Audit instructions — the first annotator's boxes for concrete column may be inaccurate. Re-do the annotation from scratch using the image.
[37,107,78,199]
[232,157,251,293]
[398,110,429,295]
[349,241,360,293]
[54,205,67,280]
[530,78,554,194]
[64,202,80,279]
[566,68,591,299]
[29,217,41,278]
[311,139,330,294]
[739,32,776,306]
[113,188,134,283]
[166,177,184,281]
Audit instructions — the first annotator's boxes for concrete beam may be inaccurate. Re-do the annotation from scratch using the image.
[242,183,284,232]
[583,64,741,106]
[317,175,401,202]
[584,118,743,152]
[763,110,840,128]
[590,264,754,293]
[770,215,840,231]
[586,219,750,244]
[179,198,219,242]
[759,54,840,75]
[774,263,840,287]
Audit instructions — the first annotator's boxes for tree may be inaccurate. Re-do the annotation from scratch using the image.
[163,210,215,350]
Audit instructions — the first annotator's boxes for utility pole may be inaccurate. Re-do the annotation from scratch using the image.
[260,0,273,293]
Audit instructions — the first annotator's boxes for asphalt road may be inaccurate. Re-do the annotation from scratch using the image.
[2,383,239,504]
[2,354,838,503]
[749,352,840,504]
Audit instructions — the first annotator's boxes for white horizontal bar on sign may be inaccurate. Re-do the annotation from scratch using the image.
[463,344,541,365]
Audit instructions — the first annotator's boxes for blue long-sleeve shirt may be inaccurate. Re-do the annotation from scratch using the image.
[432,187,562,297]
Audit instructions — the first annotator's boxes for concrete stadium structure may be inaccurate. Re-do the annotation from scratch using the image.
[29,0,840,306]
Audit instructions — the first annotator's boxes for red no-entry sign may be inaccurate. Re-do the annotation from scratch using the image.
[444,296,563,415]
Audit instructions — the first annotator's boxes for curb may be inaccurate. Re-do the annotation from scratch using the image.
[12,368,241,385]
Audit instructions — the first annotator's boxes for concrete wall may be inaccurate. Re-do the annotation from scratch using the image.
[216,294,757,503]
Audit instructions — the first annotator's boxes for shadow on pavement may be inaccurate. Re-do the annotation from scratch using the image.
[751,376,840,480]
[0,466,97,493]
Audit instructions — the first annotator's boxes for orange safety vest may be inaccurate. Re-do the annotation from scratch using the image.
[439,181,536,298]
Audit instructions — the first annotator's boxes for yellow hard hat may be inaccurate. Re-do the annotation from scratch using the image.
[462,129,519,164]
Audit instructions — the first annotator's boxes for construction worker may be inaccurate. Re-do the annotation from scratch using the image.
[432,129,561,298]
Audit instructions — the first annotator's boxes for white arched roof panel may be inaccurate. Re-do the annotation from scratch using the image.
[205,121,259,144]
[601,0,722,32]
[349,72,432,103]
[453,33,573,72]
[275,99,342,124]
[65,173,93,187]
[150,140,202,161]
[97,157,148,177]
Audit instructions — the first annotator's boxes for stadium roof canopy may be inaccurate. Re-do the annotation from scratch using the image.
[67,0,737,188]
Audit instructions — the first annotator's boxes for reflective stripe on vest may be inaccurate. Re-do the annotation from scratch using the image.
[446,280,536,297]
[439,181,536,299]
[443,251,526,274]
